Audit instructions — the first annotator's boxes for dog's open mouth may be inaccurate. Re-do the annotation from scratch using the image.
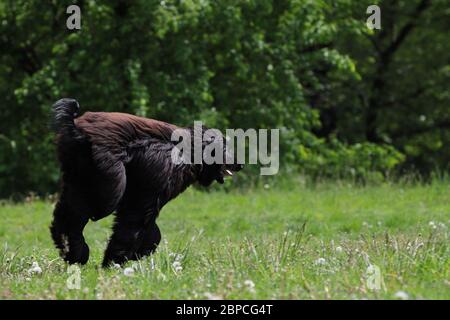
[216,168,233,184]
[216,165,243,184]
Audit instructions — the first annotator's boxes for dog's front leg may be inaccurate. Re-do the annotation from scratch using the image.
[101,206,148,267]
[135,221,161,259]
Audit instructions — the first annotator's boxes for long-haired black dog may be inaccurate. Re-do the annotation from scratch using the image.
[50,98,242,267]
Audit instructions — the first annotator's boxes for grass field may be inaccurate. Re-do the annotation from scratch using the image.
[0,180,449,299]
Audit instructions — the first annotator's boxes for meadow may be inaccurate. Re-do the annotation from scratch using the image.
[0,179,449,300]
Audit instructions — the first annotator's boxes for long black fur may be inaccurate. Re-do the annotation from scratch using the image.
[50,98,242,267]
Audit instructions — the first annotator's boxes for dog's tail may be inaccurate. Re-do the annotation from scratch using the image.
[52,98,81,138]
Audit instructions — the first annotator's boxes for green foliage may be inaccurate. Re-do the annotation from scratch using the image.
[297,139,405,182]
[333,0,450,172]
[0,0,448,197]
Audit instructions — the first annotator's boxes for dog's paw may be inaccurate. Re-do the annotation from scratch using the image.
[62,241,90,265]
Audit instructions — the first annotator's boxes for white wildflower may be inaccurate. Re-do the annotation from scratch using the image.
[429,221,437,229]
[244,279,255,289]
[335,246,343,254]
[28,262,42,275]
[174,254,184,261]
[204,292,222,300]
[172,261,183,273]
[394,291,409,300]
[315,257,327,265]
[113,263,121,269]
[123,267,135,276]
[244,280,256,293]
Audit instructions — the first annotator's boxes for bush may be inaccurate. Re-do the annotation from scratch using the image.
[297,139,405,182]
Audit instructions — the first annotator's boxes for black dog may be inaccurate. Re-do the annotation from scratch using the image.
[50,98,242,267]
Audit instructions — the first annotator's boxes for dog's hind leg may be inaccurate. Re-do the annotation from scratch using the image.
[50,192,90,265]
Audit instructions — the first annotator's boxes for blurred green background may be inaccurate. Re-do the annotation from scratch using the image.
[0,0,449,197]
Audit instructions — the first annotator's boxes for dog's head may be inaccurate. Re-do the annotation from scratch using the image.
[194,126,243,187]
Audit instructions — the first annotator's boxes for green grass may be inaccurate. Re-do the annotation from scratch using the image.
[0,180,449,299]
